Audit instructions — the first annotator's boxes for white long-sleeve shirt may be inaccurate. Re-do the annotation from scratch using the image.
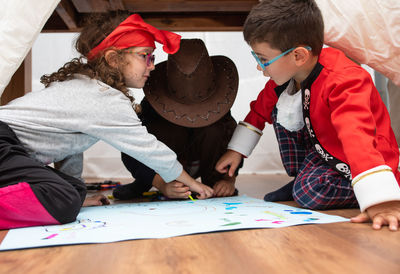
[0,74,182,182]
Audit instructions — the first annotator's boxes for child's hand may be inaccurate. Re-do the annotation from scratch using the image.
[215,150,243,177]
[213,176,236,197]
[351,201,400,231]
[188,180,214,199]
[175,170,214,199]
[82,194,110,207]
[158,181,191,199]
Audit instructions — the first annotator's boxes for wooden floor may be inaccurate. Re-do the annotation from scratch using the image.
[1,174,399,274]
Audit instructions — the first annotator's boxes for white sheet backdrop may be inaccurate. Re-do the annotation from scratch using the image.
[32,32,285,178]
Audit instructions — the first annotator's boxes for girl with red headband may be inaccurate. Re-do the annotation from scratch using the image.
[0,11,213,230]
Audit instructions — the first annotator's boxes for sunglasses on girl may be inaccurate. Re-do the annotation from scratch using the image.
[251,46,312,71]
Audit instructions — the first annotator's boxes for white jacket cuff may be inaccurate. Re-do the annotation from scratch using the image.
[227,121,262,157]
[352,165,400,212]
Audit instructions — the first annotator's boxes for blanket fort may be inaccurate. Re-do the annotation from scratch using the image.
[0,196,348,250]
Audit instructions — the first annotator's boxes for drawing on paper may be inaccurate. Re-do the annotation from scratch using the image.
[0,196,348,251]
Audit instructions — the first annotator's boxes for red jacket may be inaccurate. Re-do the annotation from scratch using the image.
[244,47,400,182]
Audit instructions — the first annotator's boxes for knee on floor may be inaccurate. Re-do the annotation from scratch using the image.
[32,182,85,224]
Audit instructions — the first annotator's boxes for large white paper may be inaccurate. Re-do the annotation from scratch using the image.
[0,196,348,251]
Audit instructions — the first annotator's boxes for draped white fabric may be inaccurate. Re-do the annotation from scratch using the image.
[0,0,60,95]
[317,0,400,87]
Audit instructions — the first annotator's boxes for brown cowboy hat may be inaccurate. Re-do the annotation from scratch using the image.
[143,38,239,128]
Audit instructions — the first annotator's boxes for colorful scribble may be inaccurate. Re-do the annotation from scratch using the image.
[0,196,349,251]
[42,233,58,240]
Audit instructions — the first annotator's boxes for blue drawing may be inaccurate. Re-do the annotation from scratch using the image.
[0,196,349,251]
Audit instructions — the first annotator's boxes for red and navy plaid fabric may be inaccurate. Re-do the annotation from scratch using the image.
[271,108,358,209]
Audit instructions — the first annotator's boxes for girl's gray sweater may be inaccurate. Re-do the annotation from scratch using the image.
[0,74,182,182]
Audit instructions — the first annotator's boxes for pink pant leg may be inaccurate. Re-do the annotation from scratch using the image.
[0,182,60,229]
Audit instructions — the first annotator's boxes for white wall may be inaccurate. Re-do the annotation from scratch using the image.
[32,32,285,179]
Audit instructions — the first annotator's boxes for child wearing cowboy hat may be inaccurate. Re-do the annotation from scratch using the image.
[113,38,242,200]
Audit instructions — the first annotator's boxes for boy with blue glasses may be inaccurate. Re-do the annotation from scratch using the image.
[251,46,312,71]
[216,0,400,231]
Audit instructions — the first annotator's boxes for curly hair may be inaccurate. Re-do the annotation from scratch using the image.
[40,11,140,112]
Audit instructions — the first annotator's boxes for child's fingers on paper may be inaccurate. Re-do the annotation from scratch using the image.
[198,186,213,199]
[168,192,190,199]
[215,184,227,197]
[222,186,233,197]
[165,186,190,198]
[207,186,214,198]
[181,186,190,192]
[224,187,234,197]
[195,191,206,199]
[215,189,224,197]
[176,188,190,195]
[170,183,189,192]
[164,183,189,198]
[176,191,191,199]
[213,183,223,196]
[217,187,226,197]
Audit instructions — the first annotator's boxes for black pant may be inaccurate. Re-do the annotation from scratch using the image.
[121,98,240,190]
[0,121,86,224]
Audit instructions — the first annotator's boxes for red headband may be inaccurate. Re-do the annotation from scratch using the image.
[86,14,181,60]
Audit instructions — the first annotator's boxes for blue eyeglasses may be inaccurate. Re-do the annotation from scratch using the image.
[251,46,312,70]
